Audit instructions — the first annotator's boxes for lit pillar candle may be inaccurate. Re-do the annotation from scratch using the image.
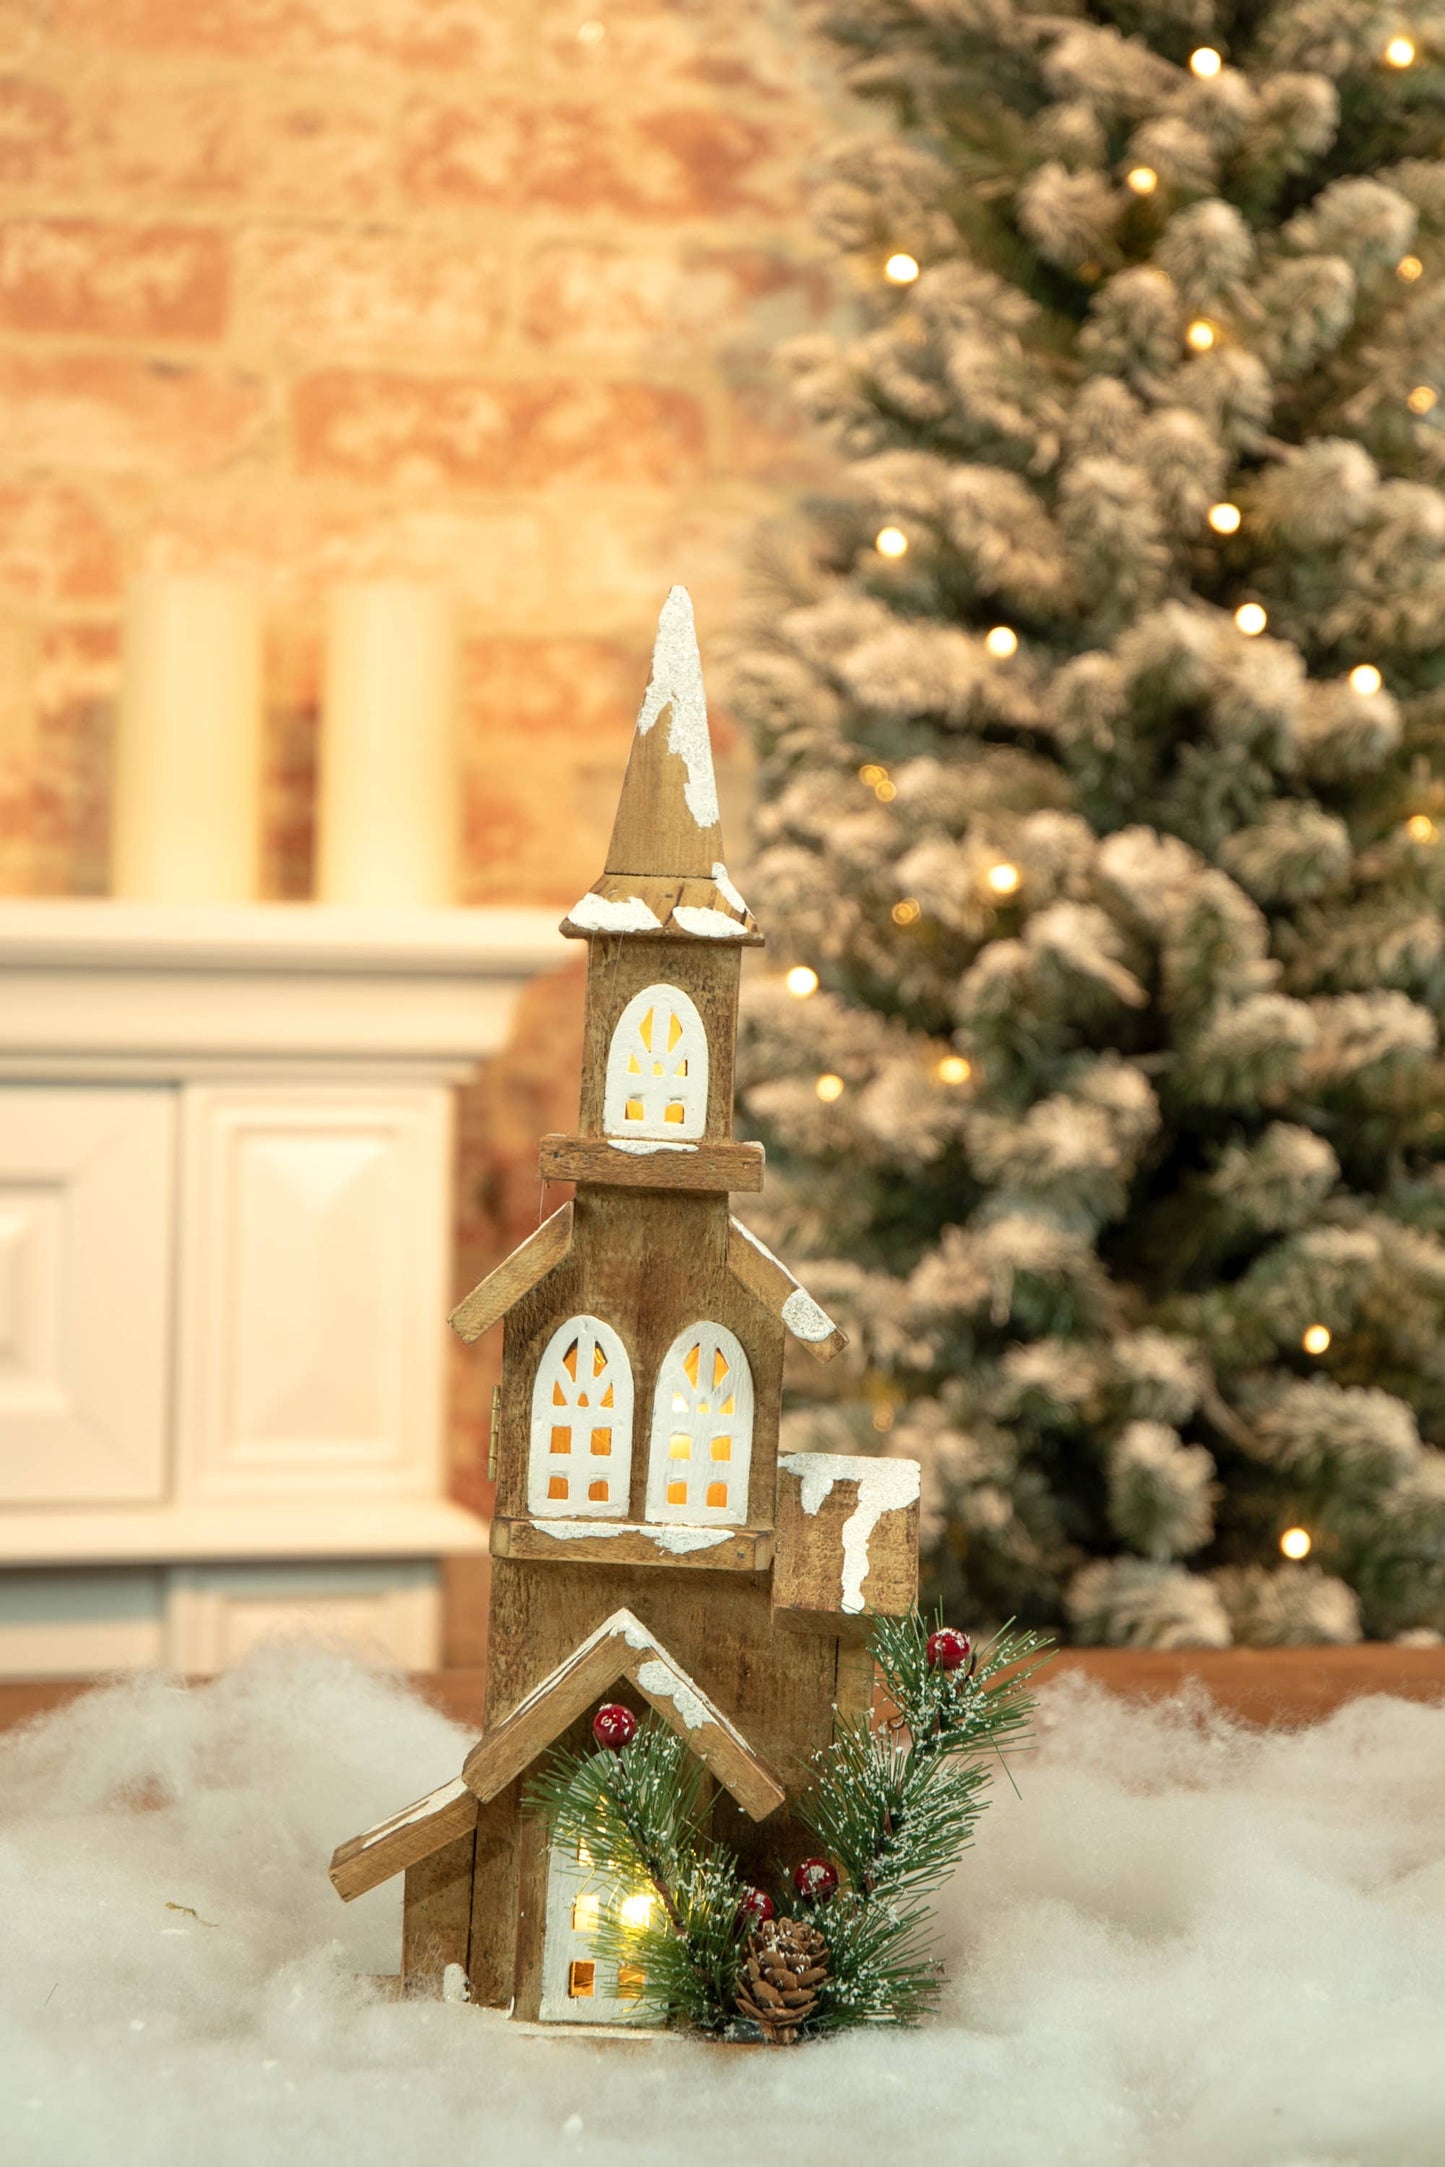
[317,581,459,908]
[111,573,263,901]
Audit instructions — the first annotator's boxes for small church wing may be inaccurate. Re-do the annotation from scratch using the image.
[727,1217,849,1363]
[449,1201,574,1344]
[330,1774,478,1903]
[462,1608,785,1822]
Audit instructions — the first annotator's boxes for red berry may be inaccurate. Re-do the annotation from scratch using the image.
[738,1886,774,1926]
[927,1627,971,1673]
[592,1702,638,1750]
[794,1857,839,1903]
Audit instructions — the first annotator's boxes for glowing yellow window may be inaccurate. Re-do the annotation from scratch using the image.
[664,1103,685,1123]
[568,1961,596,1999]
[618,1965,646,1999]
[548,1475,568,1501]
[706,1481,729,1509]
[572,1894,599,1932]
[587,1478,609,1502]
[668,1433,691,1460]
[710,1436,731,1461]
[590,1428,611,1456]
[550,1427,571,1455]
[666,1480,688,1506]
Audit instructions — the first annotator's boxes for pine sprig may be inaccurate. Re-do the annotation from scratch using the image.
[528,1612,1051,2040]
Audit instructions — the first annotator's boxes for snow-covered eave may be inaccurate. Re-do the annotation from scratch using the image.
[560,869,763,946]
[727,1216,848,1364]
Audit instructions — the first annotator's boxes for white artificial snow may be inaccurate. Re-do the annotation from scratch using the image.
[780,1288,837,1343]
[565,893,663,934]
[605,1140,698,1156]
[670,906,748,940]
[5,1646,1445,2167]
[634,586,720,832]
[355,1775,470,1850]
[633,1659,712,1738]
[532,1522,731,1555]
[779,1453,922,1614]
[710,863,750,917]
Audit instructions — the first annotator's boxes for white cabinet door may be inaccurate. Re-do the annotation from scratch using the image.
[0,1086,174,1504]
[175,1086,451,1501]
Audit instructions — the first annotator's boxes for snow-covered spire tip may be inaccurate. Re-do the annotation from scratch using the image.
[635,584,720,833]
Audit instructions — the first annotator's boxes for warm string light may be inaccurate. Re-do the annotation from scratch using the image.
[1302,1323,1332,1356]
[1190,46,1222,78]
[1398,254,1424,281]
[1208,501,1242,534]
[884,252,920,284]
[1407,384,1438,414]
[618,1893,653,1927]
[576,17,606,42]
[986,861,1022,897]
[871,1404,895,1433]
[1406,814,1439,844]
[891,898,921,926]
[1350,664,1383,696]
[785,965,819,998]
[875,525,909,559]
[985,625,1019,658]
[1235,602,1268,636]
[1126,166,1158,195]
[1186,318,1216,351]
[936,1054,972,1084]
[1385,35,1417,67]
[1280,1526,1313,1561]
[815,1072,845,1102]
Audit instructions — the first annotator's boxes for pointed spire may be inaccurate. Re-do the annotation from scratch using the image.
[604,586,724,878]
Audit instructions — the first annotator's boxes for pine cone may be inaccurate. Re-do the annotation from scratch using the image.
[735,1916,829,2045]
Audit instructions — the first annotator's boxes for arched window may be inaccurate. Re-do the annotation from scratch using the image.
[603,984,708,1140]
[645,1323,753,1527]
[529,1316,633,1519]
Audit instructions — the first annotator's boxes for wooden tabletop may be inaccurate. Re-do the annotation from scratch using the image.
[1,1645,1441,1736]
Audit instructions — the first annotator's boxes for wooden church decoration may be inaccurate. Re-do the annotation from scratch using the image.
[329,585,921,2022]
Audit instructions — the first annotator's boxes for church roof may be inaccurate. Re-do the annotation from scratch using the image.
[561,586,762,944]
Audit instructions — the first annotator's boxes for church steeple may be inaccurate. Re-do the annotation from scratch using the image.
[561,586,761,944]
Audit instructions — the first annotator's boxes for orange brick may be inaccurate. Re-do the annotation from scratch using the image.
[292,372,707,489]
[0,75,72,186]
[521,242,832,354]
[0,482,119,605]
[29,622,119,896]
[0,219,228,339]
[400,96,800,218]
[462,635,636,747]
[535,0,813,102]
[236,229,504,359]
[0,352,265,473]
[52,0,509,72]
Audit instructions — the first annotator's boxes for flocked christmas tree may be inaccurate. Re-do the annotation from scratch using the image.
[726,2,1445,1647]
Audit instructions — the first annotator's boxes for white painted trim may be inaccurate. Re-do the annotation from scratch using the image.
[0,1498,488,1567]
[603,983,708,1140]
[645,1323,753,1528]
[528,1316,634,1519]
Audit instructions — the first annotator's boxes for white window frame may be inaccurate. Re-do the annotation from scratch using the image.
[537,1835,650,2025]
[528,1315,633,1520]
[645,1321,754,1528]
[602,983,709,1141]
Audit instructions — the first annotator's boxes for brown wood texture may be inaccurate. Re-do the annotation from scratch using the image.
[539,1133,764,1194]
[491,1515,774,1574]
[509,1803,553,2024]
[402,1829,475,1996]
[461,1605,784,1821]
[483,1557,841,1799]
[495,1189,785,1533]
[561,873,761,946]
[467,1778,523,2011]
[726,1218,848,1363]
[575,937,741,1141]
[449,1201,574,1345]
[601,685,726,881]
[771,1462,920,1622]
[330,1775,479,1901]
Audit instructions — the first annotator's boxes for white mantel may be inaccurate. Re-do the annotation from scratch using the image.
[0,900,567,1675]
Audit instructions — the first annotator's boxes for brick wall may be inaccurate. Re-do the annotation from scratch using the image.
[0,0,845,903]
